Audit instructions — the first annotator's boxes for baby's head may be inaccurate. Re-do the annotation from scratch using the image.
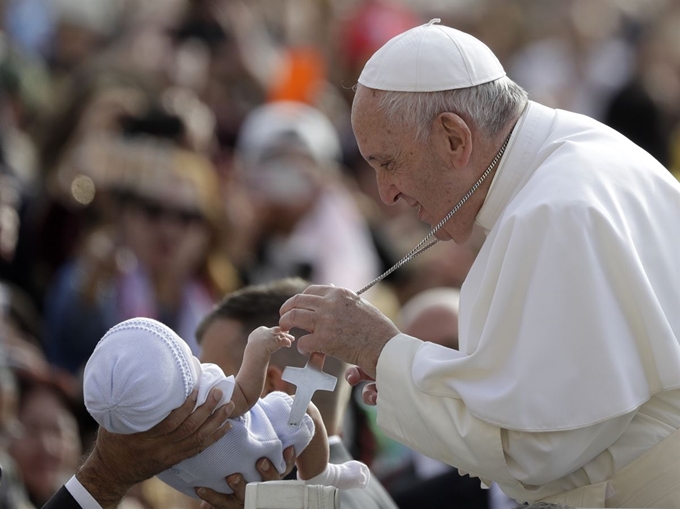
[84,318,200,434]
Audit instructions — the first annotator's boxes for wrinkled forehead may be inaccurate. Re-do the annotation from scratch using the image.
[351,85,382,125]
[351,86,396,160]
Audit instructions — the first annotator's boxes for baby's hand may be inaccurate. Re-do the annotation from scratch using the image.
[248,326,295,354]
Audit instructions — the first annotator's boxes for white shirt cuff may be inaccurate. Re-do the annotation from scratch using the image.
[65,475,104,509]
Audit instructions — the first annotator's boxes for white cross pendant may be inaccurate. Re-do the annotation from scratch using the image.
[282,352,337,427]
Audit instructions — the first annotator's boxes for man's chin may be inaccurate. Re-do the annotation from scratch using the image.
[433,229,454,242]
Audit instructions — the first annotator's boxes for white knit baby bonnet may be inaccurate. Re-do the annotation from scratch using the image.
[84,317,234,433]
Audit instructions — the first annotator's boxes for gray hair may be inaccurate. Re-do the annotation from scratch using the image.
[374,77,528,142]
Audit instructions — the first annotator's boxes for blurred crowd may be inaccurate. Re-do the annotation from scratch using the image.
[0,0,678,507]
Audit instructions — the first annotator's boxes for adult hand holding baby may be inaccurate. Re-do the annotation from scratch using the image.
[195,445,297,508]
[75,387,234,509]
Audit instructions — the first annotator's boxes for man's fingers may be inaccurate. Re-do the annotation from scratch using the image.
[279,308,317,335]
[167,388,224,442]
[302,284,334,296]
[196,486,242,509]
[279,293,323,317]
[255,455,288,482]
[362,382,378,406]
[148,389,198,436]
[345,365,375,386]
[282,446,296,477]
[254,446,295,480]
[295,333,319,355]
[226,474,246,504]
[175,401,234,458]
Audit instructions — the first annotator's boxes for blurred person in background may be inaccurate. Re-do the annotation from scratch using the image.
[23,71,153,309]
[0,290,34,509]
[334,0,421,104]
[9,368,82,508]
[508,0,634,121]
[603,6,680,169]
[232,101,381,294]
[44,138,238,375]
[0,365,34,509]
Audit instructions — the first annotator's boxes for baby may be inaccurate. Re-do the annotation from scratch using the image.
[83,317,368,498]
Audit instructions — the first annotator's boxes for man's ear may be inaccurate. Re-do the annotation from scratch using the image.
[263,365,295,396]
[433,112,473,168]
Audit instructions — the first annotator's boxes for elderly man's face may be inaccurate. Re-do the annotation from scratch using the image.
[351,87,469,242]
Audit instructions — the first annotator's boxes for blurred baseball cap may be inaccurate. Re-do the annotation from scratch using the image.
[236,101,341,168]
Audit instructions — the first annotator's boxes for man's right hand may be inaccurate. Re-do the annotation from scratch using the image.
[77,387,234,509]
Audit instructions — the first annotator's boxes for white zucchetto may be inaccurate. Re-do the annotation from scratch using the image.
[358,18,506,92]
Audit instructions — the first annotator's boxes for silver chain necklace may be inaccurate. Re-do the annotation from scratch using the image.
[356,132,512,295]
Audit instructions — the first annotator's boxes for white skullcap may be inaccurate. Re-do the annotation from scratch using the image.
[84,318,211,434]
[358,18,505,92]
[236,101,341,167]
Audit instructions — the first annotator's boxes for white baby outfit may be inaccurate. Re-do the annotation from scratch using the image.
[84,317,316,498]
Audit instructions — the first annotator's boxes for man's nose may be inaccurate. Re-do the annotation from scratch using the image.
[376,176,400,205]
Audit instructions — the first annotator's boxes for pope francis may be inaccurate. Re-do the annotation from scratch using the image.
[279,19,680,508]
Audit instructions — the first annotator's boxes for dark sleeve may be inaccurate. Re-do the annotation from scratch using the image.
[42,486,83,509]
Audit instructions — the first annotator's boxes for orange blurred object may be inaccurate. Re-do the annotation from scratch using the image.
[268,47,327,105]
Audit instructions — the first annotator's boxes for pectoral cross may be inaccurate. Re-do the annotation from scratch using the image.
[282,352,337,427]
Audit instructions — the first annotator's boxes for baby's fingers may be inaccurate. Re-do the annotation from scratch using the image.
[276,332,295,347]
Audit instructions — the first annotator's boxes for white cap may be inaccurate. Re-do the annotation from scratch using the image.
[236,101,341,167]
[84,318,200,434]
[358,19,505,92]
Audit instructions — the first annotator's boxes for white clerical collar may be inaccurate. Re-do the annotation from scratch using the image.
[476,101,556,233]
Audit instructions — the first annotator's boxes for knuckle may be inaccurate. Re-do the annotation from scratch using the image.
[152,419,174,435]
[178,416,200,436]
[193,427,213,452]
[288,308,301,324]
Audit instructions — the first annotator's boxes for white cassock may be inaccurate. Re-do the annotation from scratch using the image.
[375,101,680,506]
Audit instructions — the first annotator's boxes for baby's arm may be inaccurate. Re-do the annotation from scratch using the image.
[229,326,294,416]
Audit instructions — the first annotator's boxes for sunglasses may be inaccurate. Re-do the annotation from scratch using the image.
[128,196,205,226]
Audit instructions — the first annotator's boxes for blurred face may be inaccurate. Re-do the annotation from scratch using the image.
[352,87,467,242]
[9,388,81,504]
[403,305,459,350]
[124,177,210,277]
[199,318,246,376]
[244,154,322,234]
